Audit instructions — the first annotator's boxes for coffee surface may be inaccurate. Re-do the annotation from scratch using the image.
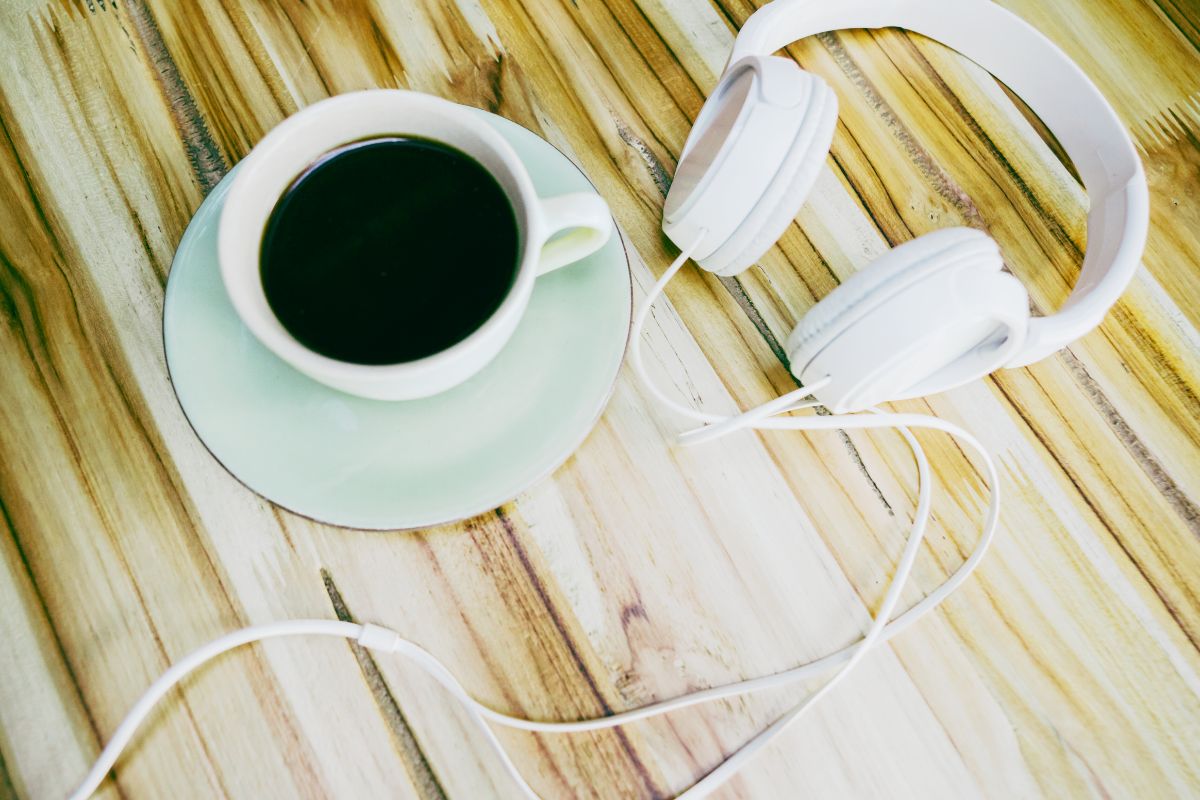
[260,137,519,365]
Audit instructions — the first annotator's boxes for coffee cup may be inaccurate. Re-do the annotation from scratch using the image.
[218,89,613,400]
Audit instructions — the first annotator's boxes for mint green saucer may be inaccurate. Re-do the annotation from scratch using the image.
[164,111,631,530]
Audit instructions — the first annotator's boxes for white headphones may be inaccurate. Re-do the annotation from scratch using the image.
[68,4,1148,799]
[662,0,1148,413]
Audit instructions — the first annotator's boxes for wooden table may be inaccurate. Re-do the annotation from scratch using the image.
[2,0,1198,797]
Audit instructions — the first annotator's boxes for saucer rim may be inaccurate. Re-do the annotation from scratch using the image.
[162,111,633,532]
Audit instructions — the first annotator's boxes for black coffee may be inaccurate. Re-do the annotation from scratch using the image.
[260,137,519,365]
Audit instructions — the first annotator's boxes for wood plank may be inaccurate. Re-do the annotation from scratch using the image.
[0,0,1197,798]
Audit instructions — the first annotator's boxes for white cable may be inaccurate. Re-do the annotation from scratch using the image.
[67,423,951,800]
[627,242,829,430]
[69,243,999,800]
[616,240,998,795]
[68,620,362,800]
[628,246,729,424]
[677,387,827,445]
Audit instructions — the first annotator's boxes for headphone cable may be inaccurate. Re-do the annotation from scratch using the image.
[68,243,998,800]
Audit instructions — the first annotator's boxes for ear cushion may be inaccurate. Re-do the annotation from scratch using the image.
[700,73,838,277]
[787,227,1004,372]
[664,56,814,262]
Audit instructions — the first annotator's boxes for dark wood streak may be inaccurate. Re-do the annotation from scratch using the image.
[0,737,16,800]
[716,274,789,365]
[623,0,707,101]
[830,123,919,245]
[614,119,673,198]
[993,373,1200,655]
[0,91,70,268]
[895,33,1083,257]
[782,223,837,300]
[0,258,104,539]
[546,1,696,202]
[493,507,667,800]
[0,110,209,800]
[586,0,704,121]
[51,2,330,725]
[413,536,577,796]
[123,0,228,192]
[37,10,170,283]
[618,598,649,631]
[367,16,407,87]
[270,507,300,555]
[1137,99,1200,150]
[996,82,1083,186]
[819,30,988,231]
[321,569,449,800]
[486,52,506,113]
[1058,348,1200,539]
[0,245,62,391]
[214,3,293,121]
[4,46,222,800]
[276,4,333,96]
[1152,0,1200,54]
[707,0,748,37]
[1169,103,1200,142]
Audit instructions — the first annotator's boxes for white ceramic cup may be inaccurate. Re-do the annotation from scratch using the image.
[219,90,613,400]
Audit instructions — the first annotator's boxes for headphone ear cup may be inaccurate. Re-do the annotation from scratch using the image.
[787,228,1029,411]
[701,74,838,277]
[787,228,1003,369]
[663,57,834,271]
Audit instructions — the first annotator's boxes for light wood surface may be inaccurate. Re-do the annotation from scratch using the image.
[2,0,1199,798]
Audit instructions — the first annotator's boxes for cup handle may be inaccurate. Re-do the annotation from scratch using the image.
[536,193,614,276]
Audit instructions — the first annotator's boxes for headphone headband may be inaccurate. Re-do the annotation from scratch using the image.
[728,0,1148,366]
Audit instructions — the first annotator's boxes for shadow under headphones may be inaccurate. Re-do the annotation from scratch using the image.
[661,0,1149,414]
[67,4,1151,800]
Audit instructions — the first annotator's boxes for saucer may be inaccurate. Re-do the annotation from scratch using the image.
[163,110,631,530]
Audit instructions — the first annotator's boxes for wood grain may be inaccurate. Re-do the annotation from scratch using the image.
[1,0,1198,798]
